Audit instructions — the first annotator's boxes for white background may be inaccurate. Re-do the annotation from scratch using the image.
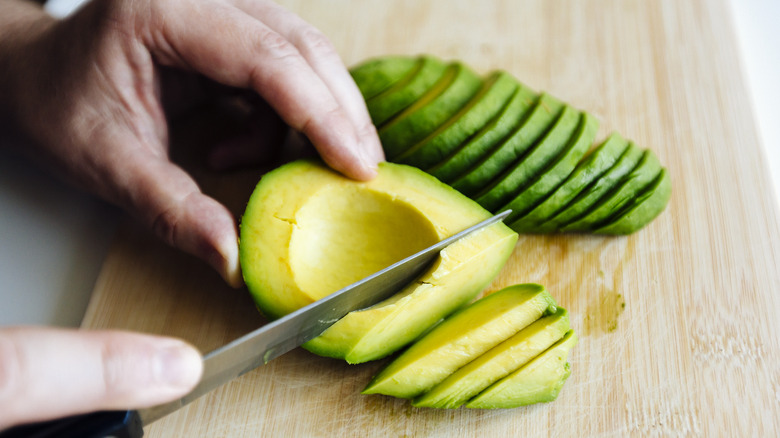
[1,0,778,327]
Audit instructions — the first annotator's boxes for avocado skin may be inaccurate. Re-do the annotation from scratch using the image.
[351,55,671,235]
[396,71,519,169]
[429,84,537,184]
[510,132,629,232]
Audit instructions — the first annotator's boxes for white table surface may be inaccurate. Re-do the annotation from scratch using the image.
[1,0,779,328]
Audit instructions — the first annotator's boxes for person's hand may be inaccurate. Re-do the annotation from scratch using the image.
[0,0,384,287]
[0,326,203,430]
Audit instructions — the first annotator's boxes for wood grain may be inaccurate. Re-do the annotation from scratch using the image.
[81,0,780,436]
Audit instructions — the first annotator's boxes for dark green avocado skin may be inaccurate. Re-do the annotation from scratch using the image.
[352,55,671,235]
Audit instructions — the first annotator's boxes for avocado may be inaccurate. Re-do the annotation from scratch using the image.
[509,132,630,232]
[428,83,537,183]
[536,141,644,233]
[366,56,448,126]
[350,56,420,100]
[362,284,556,398]
[380,63,484,159]
[466,330,578,409]
[561,149,662,232]
[474,105,581,211]
[500,111,599,223]
[413,307,570,409]
[240,160,517,363]
[452,93,565,198]
[594,168,671,234]
[395,71,519,169]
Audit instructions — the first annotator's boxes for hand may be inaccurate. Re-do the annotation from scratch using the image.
[0,326,203,430]
[0,0,384,287]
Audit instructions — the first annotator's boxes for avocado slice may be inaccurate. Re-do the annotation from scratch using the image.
[466,330,578,409]
[536,142,644,233]
[428,84,538,184]
[380,62,483,159]
[395,71,519,169]
[594,168,671,234]
[500,112,599,224]
[452,93,565,197]
[474,105,581,212]
[240,160,517,363]
[413,308,570,409]
[350,56,420,100]
[366,56,448,126]
[362,284,557,398]
[509,132,630,232]
[561,149,662,232]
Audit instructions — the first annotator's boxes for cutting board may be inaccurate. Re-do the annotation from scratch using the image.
[81,0,780,436]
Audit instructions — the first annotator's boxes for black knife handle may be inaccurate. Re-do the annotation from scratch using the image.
[0,410,142,438]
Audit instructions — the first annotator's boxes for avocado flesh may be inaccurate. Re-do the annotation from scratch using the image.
[452,93,565,198]
[594,168,671,234]
[474,105,581,211]
[561,149,662,232]
[395,71,519,169]
[510,132,630,232]
[466,330,577,409]
[413,308,570,409]
[536,142,644,233]
[350,56,419,100]
[429,84,537,184]
[367,56,448,126]
[240,160,517,362]
[500,112,599,224]
[362,284,556,399]
[380,63,483,159]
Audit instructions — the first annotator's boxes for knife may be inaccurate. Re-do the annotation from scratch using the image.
[1,210,510,438]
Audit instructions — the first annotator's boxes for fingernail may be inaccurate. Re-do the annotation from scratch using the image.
[154,343,203,388]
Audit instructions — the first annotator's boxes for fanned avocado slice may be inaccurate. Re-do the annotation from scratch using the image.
[413,308,570,409]
[366,56,448,126]
[536,142,644,233]
[429,84,538,184]
[474,105,581,211]
[350,56,420,100]
[509,132,630,232]
[594,168,671,234]
[395,71,519,169]
[500,112,599,223]
[380,62,483,160]
[561,149,662,232]
[466,330,577,409]
[452,93,565,197]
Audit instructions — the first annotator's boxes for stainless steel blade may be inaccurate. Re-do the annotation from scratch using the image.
[138,210,511,425]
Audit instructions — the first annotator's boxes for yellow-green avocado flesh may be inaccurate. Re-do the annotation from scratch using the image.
[239,160,518,364]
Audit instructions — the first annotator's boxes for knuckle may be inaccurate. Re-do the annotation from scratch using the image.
[151,205,180,248]
[0,335,21,403]
[255,29,300,63]
[296,27,337,56]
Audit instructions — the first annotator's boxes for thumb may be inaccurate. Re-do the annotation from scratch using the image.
[0,327,203,430]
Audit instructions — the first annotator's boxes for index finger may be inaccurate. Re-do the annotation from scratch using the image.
[146,0,380,180]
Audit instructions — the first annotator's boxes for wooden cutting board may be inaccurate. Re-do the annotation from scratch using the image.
[81,0,780,436]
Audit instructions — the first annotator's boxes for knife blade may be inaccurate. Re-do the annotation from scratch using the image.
[0,210,510,438]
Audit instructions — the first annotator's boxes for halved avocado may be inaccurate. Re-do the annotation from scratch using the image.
[536,142,644,233]
[380,63,483,159]
[594,168,671,234]
[509,132,630,232]
[239,160,518,363]
[395,71,519,169]
[413,307,570,409]
[466,330,578,409]
[452,93,565,197]
[561,149,662,232]
[500,111,599,223]
[366,56,448,126]
[362,284,556,398]
[474,105,581,211]
[429,84,538,183]
[350,56,420,100]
